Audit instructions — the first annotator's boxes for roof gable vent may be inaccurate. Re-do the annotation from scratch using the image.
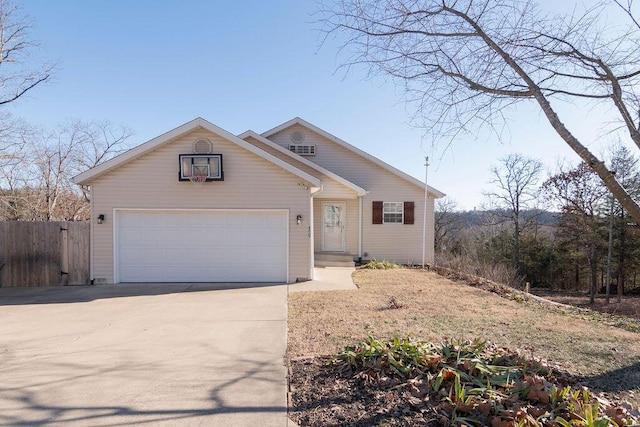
[290,130,305,144]
[193,138,213,154]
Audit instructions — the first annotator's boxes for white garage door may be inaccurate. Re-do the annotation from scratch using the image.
[116,210,288,283]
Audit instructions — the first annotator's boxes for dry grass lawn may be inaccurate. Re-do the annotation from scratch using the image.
[288,268,640,398]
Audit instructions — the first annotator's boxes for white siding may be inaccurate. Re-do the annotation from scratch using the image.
[244,135,359,199]
[89,128,312,283]
[315,176,359,199]
[269,125,436,264]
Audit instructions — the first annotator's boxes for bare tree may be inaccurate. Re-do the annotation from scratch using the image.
[319,0,640,224]
[0,120,132,221]
[0,0,53,174]
[434,196,462,253]
[0,114,30,166]
[0,1,52,107]
[59,120,133,202]
[0,120,38,219]
[487,153,543,271]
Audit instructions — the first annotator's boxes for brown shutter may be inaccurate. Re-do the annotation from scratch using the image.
[404,202,414,224]
[372,201,383,224]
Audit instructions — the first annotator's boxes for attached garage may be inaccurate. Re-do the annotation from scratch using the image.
[115,209,288,283]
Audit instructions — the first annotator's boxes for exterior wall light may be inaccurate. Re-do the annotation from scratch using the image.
[97,214,105,224]
[296,215,302,225]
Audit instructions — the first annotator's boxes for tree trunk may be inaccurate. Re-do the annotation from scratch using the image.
[618,211,626,304]
[618,259,625,304]
[588,251,596,304]
[514,216,520,271]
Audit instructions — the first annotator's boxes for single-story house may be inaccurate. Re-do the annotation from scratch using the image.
[73,117,444,284]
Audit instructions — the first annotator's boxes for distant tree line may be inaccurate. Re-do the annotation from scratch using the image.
[435,147,640,302]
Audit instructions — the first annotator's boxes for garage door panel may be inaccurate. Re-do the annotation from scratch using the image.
[139,213,164,227]
[205,248,227,263]
[260,228,286,242]
[120,229,151,246]
[263,214,286,227]
[224,215,246,227]
[204,216,226,227]
[117,210,288,283]
[201,228,221,242]
[163,227,184,241]
[242,247,284,262]
[186,251,215,266]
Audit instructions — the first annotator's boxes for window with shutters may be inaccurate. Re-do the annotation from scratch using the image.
[373,201,415,225]
[383,202,403,223]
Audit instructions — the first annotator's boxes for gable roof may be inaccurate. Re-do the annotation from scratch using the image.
[261,117,445,198]
[238,130,368,197]
[72,117,323,187]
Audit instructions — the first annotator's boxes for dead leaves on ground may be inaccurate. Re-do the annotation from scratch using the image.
[289,336,639,426]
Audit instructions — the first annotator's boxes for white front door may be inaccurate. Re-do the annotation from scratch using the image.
[322,202,345,252]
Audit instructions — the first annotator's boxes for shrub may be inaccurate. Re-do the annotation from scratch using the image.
[436,252,524,288]
[361,259,401,270]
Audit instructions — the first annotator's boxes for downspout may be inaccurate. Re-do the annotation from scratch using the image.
[89,184,94,284]
[309,184,324,280]
[358,196,363,259]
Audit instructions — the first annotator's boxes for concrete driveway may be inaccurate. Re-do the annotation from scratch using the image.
[0,283,289,426]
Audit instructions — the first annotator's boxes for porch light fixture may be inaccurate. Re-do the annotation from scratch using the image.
[296,215,302,225]
[97,214,105,224]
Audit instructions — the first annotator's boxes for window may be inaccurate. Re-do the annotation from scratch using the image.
[178,154,224,181]
[383,202,403,223]
[288,144,316,156]
[372,201,415,225]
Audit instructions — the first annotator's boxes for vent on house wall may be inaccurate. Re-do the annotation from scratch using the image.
[192,138,213,154]
[289,144,316,156]
[290,131,305,144]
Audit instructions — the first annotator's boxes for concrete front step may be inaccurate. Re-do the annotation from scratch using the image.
[314,252,354,262]
[314,252,356,267]
[315,260,356,268]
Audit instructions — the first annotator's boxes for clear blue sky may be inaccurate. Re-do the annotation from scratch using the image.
[10,0,616,210]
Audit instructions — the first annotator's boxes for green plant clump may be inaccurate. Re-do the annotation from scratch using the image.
[332,336,635,426]
[361,259,401,270]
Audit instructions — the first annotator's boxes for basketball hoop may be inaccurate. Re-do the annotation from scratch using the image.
[188,174,208,185]
[188,164,209,186]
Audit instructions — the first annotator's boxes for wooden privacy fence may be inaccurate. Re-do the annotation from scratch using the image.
[0,221,90,287]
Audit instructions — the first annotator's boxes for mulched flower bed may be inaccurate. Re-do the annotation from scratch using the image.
[288,337,639,427]
[290,356,444,426]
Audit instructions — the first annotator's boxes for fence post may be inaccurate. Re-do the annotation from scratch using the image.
[61,225,69,286]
